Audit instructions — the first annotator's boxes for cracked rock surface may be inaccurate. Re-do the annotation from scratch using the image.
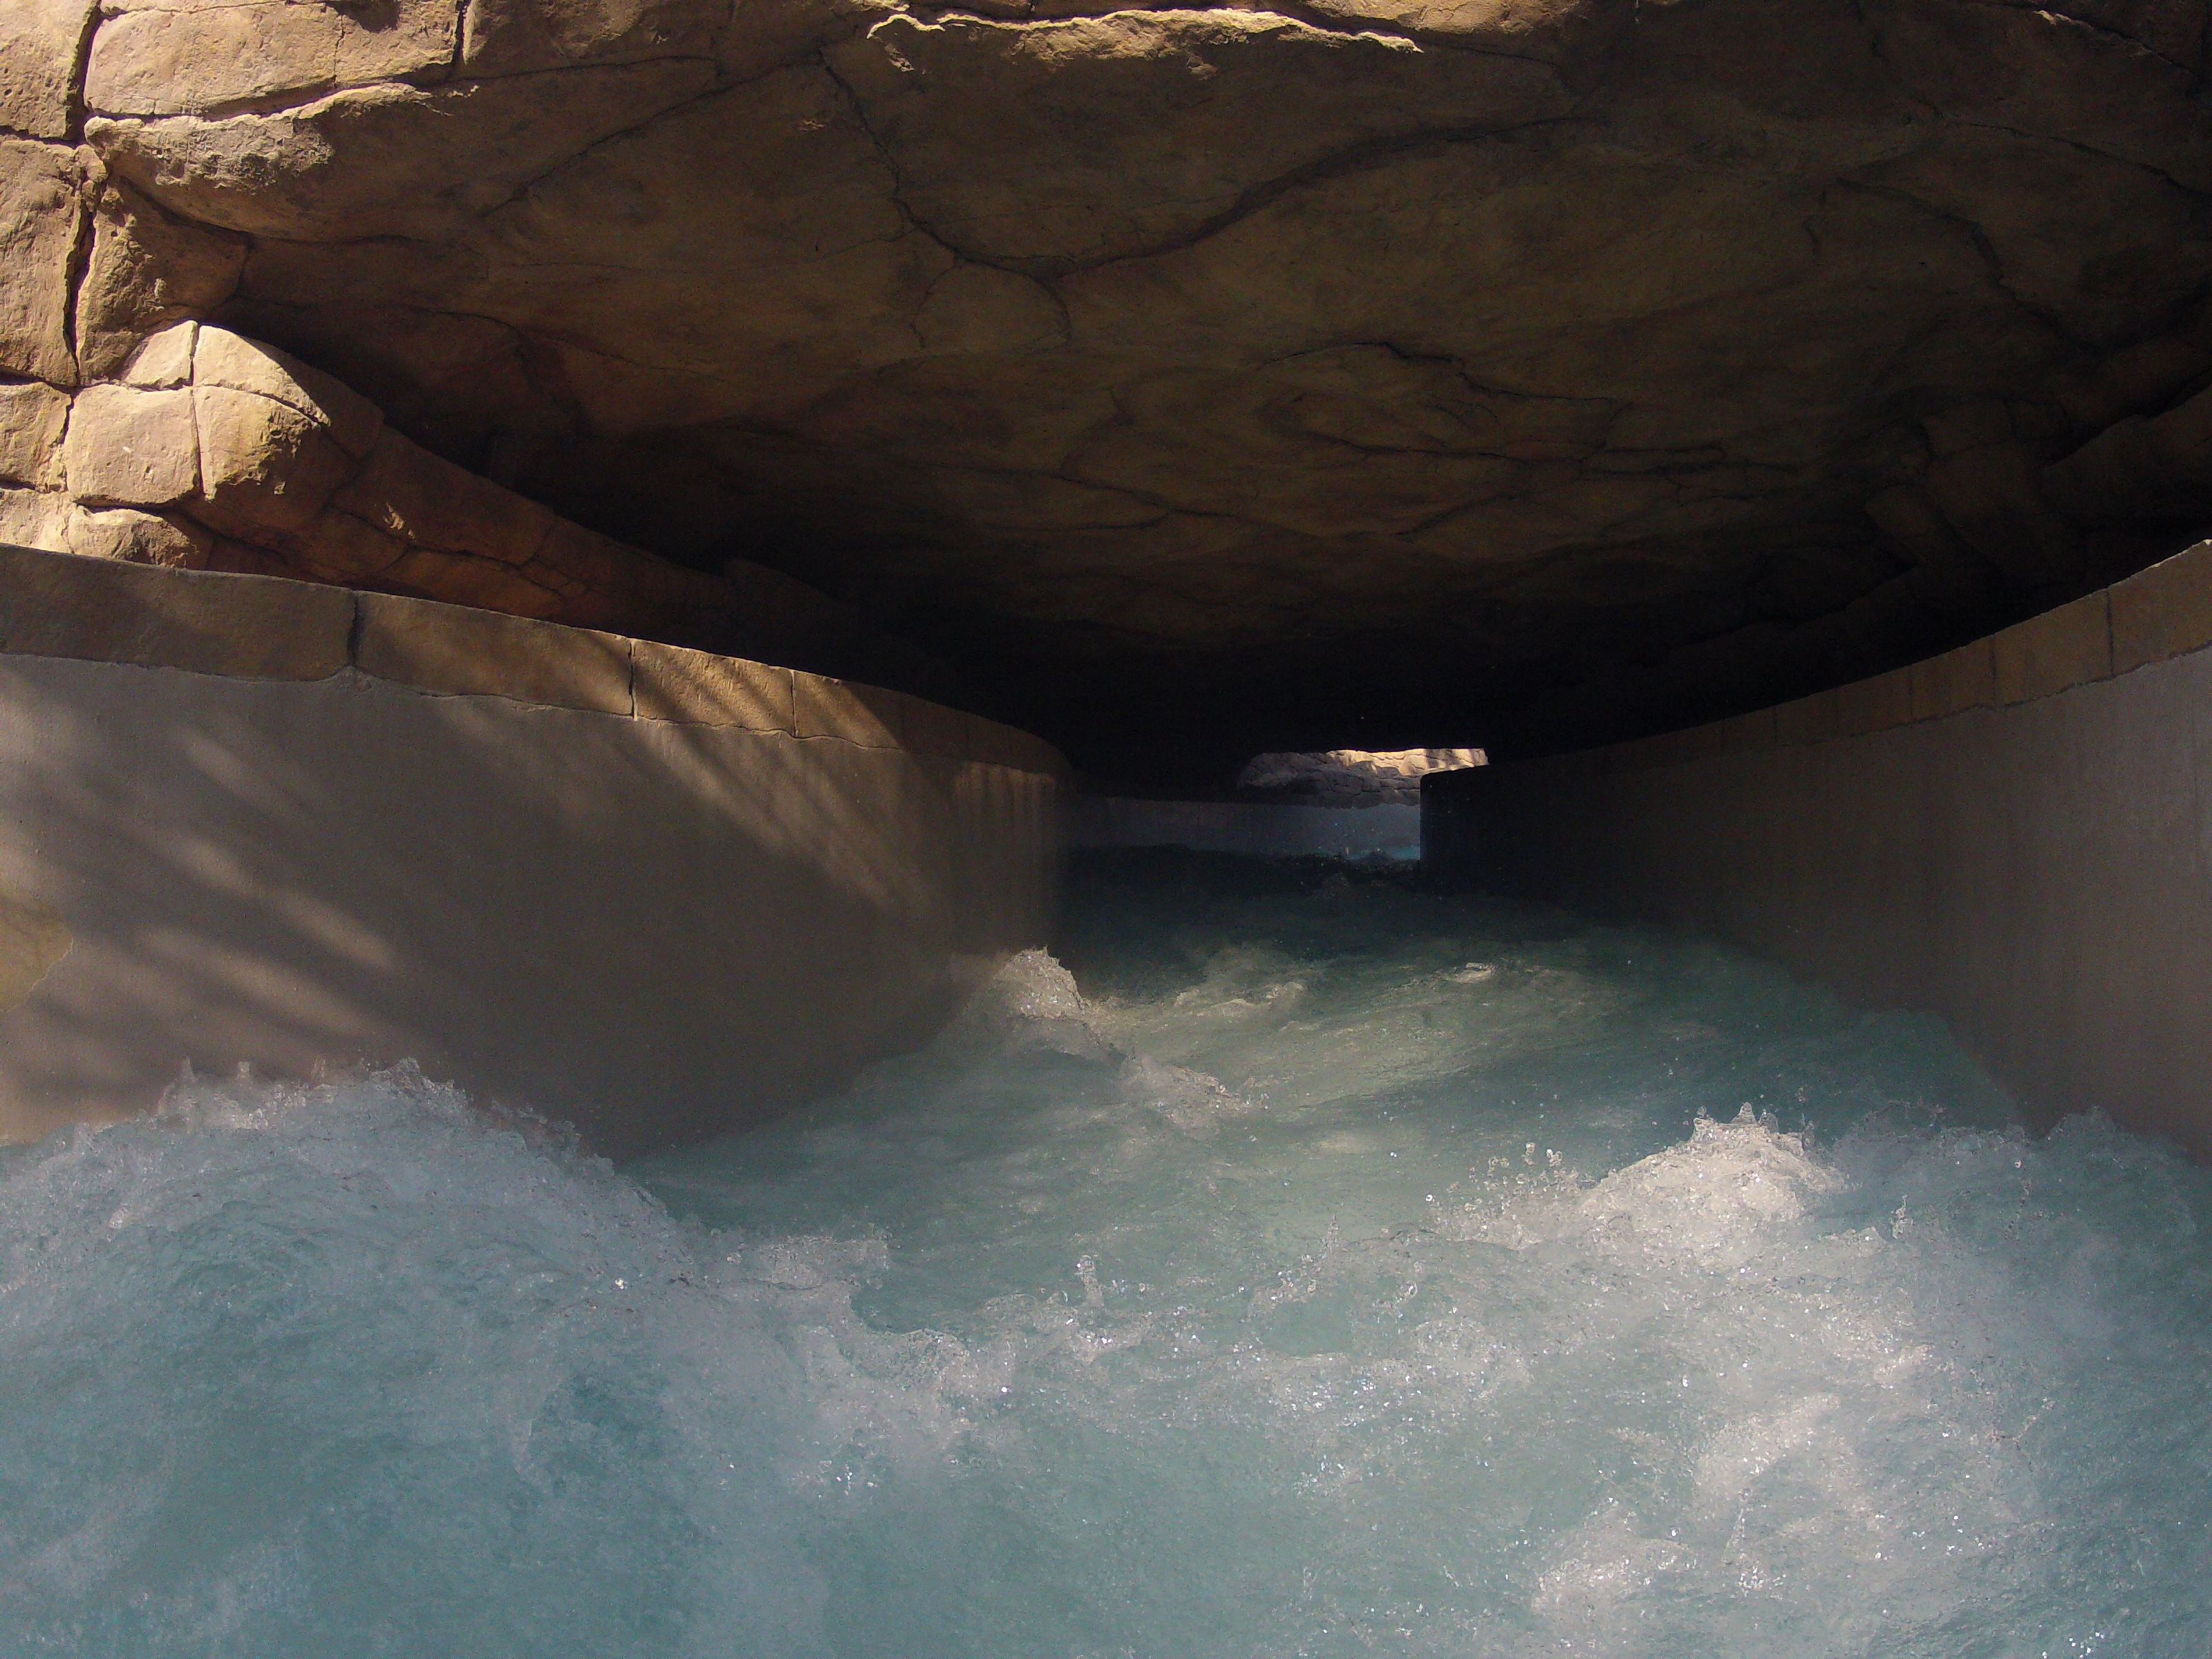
[6,0,2212,774]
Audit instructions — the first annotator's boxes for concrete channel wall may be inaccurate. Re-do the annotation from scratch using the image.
[1426,538,2212,1157]
[0,544,1065,1156]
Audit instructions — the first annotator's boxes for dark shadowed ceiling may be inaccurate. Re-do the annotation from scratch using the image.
[88,0,2212,782]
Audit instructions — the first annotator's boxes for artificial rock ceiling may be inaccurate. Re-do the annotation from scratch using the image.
[8,0,2212,778]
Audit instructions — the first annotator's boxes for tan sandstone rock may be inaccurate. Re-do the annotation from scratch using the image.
[193,328,382,458]
[119,319,196,388]
[0,140,83,387]
[63,383,200,507]
[27,0,2212,758]
[288,507,407,585]
[63,503,213,567]
[824,11,1567,267]
[88,62,721,241]
[42,317,903,683]
[75,182,247,379]
[86,0,456,118]
[189,384,357,539]
[0,0,95,140]
[377,545,573,617]
[0,383,71,490]
[332,427,552,564]
[1300,0,1624,54]
[460,0,724,76]
[0,489,69,552]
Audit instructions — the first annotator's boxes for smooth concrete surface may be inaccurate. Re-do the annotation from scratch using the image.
[1073,796,1423,860]
[1426,540,2212,1157]
[0,545,1064,1154]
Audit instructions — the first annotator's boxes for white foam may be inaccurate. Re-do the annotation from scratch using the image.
[1581,1106,1844,1263]
[2,871,2207,1656]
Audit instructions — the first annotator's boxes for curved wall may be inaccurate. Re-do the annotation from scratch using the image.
[1427,538,2212,1157]
[0,544,1065,1156]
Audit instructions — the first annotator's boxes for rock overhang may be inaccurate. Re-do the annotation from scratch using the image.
[6,0,2212,782]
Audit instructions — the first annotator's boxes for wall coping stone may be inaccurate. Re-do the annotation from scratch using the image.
[629,637,795,732]
[0,543,1066,778]
[355,591,633,715]
[793,673,904,748]
[0,539,353,680]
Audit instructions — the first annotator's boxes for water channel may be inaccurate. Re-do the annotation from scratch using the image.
[4,853,2205,1657]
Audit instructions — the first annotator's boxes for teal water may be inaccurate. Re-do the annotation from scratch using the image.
[3,852,2210,1657]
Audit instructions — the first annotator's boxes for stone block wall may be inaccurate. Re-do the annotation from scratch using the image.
[0,297,942,692]
[0,543,1064,1154]
[1426,539,2212,1156]
[0,81,941,697]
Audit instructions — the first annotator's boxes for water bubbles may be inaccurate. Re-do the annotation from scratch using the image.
[1,861,2207,1656]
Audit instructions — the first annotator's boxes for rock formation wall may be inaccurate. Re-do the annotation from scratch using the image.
[2,315,907,671]
[6,0,2212,767]
[0,163,944,691]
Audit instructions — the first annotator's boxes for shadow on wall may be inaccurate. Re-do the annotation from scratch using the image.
[0,559,1059,1156]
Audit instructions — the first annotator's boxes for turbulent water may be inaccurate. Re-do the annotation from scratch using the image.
[4,852,2211,1658]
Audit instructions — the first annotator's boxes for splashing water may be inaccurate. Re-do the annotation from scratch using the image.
[3,851,2211,1657]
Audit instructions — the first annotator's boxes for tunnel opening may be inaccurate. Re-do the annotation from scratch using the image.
[1071,747,1487,862]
